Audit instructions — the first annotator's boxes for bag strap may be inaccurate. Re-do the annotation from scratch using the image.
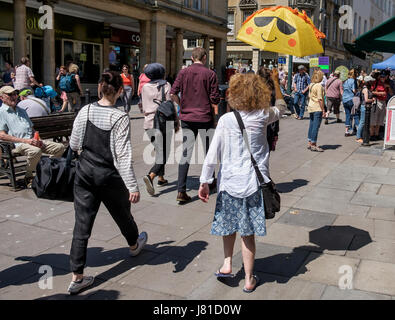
[326,78,337,91]
[233,110,266,186]
[27,97,50,115]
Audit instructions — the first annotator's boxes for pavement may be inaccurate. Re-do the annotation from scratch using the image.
[1,105,395,300]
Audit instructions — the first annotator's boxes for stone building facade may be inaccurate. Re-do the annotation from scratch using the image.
[1,0,228,90]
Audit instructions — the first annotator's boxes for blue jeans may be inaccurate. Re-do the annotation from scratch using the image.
[294,92,307,118]
[343,100,354,130]
[308,112,323,144]
[356,105,366,139]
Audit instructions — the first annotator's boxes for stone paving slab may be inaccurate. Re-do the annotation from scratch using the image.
[87,282,183,300]
[378,184,395,197]
[374,220,395,241]
[295,252,360,287]
[358,183,382,194]
[0,254,41,290]
[354,260,395,296]
[187,272,326,300]
[367,207,395,221]
[347,236,395,264]
[109,222,198,255]
[318,177,362,192]
[364,173,395,186]
[332,216,375,238]
[320,285,392,300]
[277,208,337,229]
[0,266,110,300]
[116,253,213,298]
[132,202,213,230]
[29,239,158,283]
[0,221,69,258]
[232,243,310,278]
[293,197,370,217]
[352,192,395,209]
[0,197,73,225]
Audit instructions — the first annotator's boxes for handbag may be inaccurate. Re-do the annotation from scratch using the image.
[153,84,177,131]
[233,110,281,219]
[32,147,77,202]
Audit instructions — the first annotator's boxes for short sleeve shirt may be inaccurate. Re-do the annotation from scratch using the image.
[307,83,324,113]
[342,79,356,103]
[14,64,34,90]
[0,104,33,146]
[325,77,343,99]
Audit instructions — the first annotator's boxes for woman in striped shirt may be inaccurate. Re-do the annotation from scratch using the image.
[67,71,147,295]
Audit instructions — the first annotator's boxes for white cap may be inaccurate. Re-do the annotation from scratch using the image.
[364,76,375,83]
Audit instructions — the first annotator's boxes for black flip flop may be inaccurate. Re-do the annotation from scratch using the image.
[243,275,260,293]
[214,269,235,278]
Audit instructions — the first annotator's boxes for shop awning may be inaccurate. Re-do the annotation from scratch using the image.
[343,42,366,60]
[372,54,395,70]
[354,17,395,54]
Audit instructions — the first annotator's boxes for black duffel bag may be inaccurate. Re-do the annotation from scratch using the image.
[32,147,77,202]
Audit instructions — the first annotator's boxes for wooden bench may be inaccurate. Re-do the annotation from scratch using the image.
[0,112,75,190]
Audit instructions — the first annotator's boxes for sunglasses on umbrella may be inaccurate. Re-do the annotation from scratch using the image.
[254,16,296,35]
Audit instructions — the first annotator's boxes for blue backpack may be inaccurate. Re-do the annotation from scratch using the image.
[59,74,77,93]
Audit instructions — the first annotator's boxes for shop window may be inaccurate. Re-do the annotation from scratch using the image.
[108,45,140,73]
[243,10,254,22]
[63,40,102,84]
[187,39,197,48]
[228,12,235,35]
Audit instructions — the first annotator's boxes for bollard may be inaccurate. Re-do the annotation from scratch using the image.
[84,88,90,105]
[362,105,371,146]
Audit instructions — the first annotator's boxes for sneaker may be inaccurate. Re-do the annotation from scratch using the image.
[67,276,94,295]
[157,179,168,187]
[337,119,342,123]
[130,232,148,257]
[143,175,155,196]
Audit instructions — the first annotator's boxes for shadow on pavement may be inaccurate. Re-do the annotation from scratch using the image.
[218,226,372,290]
[320,144,342,151]
[276,179,309,193]
[0,240,208,294]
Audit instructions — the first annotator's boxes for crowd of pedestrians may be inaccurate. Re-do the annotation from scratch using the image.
[1,50,395,295]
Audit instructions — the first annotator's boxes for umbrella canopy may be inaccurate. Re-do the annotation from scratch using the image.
[372,54,395,70]
[237,6,326,57]
[354,17,395,54]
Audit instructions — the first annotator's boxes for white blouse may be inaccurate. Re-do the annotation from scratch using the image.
[200,99,287,198]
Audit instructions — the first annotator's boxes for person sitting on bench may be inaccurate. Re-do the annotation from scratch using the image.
[0,86,65,188]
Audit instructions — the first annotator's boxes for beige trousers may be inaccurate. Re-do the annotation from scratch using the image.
[14,141,65,178]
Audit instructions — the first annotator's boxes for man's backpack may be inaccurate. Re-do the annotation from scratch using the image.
[59,74,77,93]
[153,84,177,130]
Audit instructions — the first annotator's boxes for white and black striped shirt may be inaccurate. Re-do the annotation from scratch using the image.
[70,103,139,193]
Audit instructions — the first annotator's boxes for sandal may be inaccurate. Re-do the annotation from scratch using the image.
[243,275,260,293]
[311,146,324,152]
[214,269,235,278]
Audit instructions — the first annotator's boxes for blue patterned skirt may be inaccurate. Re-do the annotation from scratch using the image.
[211,190,266,237]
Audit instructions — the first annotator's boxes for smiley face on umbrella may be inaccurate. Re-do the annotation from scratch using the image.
[238,6,326,57]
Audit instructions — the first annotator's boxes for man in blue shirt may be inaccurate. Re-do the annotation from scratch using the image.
[0,86,65,188]
[292,65,311,119]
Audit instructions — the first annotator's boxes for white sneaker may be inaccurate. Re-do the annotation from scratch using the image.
[130,232,148,257]
[67,276,94,295]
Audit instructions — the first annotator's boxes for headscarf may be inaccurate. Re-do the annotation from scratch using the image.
[145,63,167,87]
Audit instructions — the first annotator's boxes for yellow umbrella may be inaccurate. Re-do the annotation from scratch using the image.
[237,6,326,57]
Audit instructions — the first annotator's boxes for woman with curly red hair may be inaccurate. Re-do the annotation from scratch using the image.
[198,70,286,293]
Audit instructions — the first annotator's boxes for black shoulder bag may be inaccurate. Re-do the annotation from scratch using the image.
[233,110,281,219]
[153,84,177,130]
